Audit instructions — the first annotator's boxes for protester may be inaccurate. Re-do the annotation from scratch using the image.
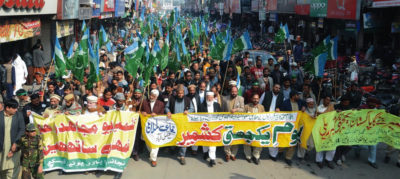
[82,96,106,116]
[62,94,82,115]
[315,95,336,169]
[0,99,25,179]
[141,90,165,167]
[14,89,30,111]
[297,98,316,163]
[244,93,265,165]
[22,94,46,124]
[222,86,244,162]
[165,87,194,165]
[333,95,353,166]
[43,94,62,118]
[199,91,222,167]
[279,91,306,166]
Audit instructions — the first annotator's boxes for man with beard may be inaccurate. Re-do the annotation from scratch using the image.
[22,94,46,124]
[300,84,316,103]
[186,84,201,155]
[141,90,165,167]
[82,96,105,116]
[165,87,194,165]
[243,82,263,104]
[14,89,30,111]
[333,95,353,166]
[130,88,145,161]
[161,73,176,90]
[346,83,362,109]
[261,84,284,161]
[222,86,244,162]
[271,64,283,85]
[279,91,306,166]
[112,93,129,111]
[43,94,62,118]
[207,67,219,88]
[315,95,336,169]
[62,94,82,115]
[199,91,221,167]
[43,82,56,107]
[244,93,265,165]
[130,89,145,112]
[258,68,273,92]
[250,57,264,80]
[177,71,194,88]
[297,98,316,164]
[281,78,292,101]
[159,82,174,105]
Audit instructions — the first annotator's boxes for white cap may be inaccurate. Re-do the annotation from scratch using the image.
[229,80,236,86]
[87,96,98,103]
[291,62,298,66]
[150,90,159,97]
[206,91,214,96]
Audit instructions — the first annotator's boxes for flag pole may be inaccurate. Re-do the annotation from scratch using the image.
[220,59,230,95]
[41,44,56,101]
[138,83,147,113]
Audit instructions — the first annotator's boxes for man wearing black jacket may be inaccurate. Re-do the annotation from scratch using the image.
[261,83,284,161]
[165,87,194,165]
[199,91,221,167]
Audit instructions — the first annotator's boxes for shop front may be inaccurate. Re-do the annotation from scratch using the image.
[0,0,57,65]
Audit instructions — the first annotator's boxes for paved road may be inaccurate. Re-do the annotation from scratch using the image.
[44,145,400,179]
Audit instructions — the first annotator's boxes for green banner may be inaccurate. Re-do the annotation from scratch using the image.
[312,109,400,152]
[310,0,327,18]
[43,157,129,172]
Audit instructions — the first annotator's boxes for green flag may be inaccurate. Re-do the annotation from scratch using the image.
[54,37,67,78]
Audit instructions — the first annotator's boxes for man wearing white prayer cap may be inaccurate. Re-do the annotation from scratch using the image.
[43,94,63,118]
[141,89,165,167]
[198,91,221,167]
[83,95,105,116]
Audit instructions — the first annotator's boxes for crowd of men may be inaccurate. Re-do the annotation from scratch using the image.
[0,15,399,179]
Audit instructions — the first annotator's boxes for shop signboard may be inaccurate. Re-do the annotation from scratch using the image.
[373,0,400,8]
[297,0,310,4]
[115,0,125,17]
[0,18,41,43]
[79,7,93,20]
[327,0,360,20]
[100,12,113,19]
[0,0,57,16]
[310,0,327,17]
[259,9,266,20]
[295,4,310,15]
[269,13,277,22]
[92,0,101,18]
[251,0,259,12]
[232,0,241,14]
[57,0,79,20]
[56,20,74,38]
[276,0,296,13]
[267,0,278,11]
[101,0,115,12]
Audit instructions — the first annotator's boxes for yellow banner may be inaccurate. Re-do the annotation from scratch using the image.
[141,112,315,149]
[34,111,139,172]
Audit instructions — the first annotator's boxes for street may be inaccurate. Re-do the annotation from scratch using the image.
[44,145,400,179]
